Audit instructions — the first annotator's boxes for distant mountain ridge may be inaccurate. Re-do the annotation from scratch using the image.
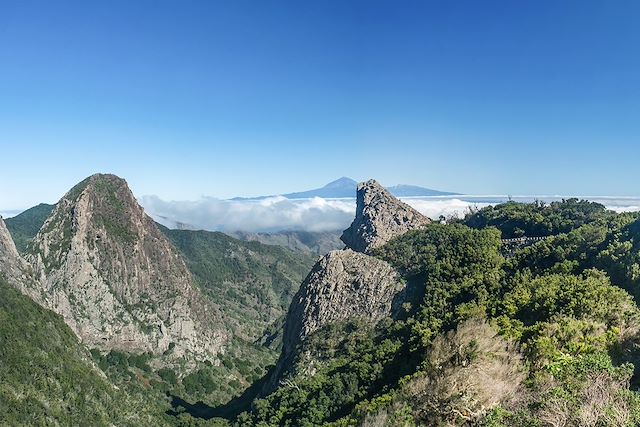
[233,177,459,200]
[229,230,343,255]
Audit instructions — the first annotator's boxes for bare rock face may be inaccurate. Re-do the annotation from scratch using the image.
[0,217,42,300]
[0,216,23,280]
[265,179,430,392]
[283,249,403,350]
[341,179,431,254]
[264,249,404,391]
[25,174,226,362]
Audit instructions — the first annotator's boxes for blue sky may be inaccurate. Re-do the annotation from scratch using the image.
[1,0,639,210]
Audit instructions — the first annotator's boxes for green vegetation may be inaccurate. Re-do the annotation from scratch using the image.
[3,197,315,422]
[110,228,318,419]
[161,226,315,340]
[5,203,54,253]
[8,195,640,426]
[0,275,166,426]
[463,199,613,238]
[77,227,316,421]
[90,175,138,243]
[236,200,640,427]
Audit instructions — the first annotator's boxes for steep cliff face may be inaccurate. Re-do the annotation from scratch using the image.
[0,217,42,300]
[26,174,226,361]
[265,179,430,391]
[341,179,431,254]
[264,249,402,391]
[0,216,24,281]
[283,249,403,351]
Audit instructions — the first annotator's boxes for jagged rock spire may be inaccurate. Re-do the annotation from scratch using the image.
[265,178,428,391]
[341,179,431,253]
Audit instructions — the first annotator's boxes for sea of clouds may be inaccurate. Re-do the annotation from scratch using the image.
[140,195,356,232]
[139,194,640,233]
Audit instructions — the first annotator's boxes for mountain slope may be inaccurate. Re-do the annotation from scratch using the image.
[228,229,343,255]
[0,216,44,303]
[260,179,424,395]
[160,226,316,340]
[0,275,165,426]
[240,197,640,426]
[386,184,458,197]
[4,203,54,253]
[25,174,226,362]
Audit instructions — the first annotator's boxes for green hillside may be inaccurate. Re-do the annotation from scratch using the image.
[4,203,54,253]
[237,203,640,427]
[161,226,315,340]
[0,274,166,426]
[9,198,640,426]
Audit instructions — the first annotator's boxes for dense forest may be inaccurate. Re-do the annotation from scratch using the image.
[235,200,640,426]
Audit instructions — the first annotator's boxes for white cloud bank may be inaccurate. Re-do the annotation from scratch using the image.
[139,195,494,232]
[0,210,24,219]
[140,195,356,232]
[139,195,640,233]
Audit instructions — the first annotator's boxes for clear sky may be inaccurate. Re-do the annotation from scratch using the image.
[1,0,639,210]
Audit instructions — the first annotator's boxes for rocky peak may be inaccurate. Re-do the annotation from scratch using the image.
[283,249,403,350]
[267,178,431,389]
[265,248,404,391]
[341,179,431,254]
[26,173,226,362]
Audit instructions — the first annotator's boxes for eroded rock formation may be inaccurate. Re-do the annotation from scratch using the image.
[341,179,431,254]
[25,174,226,362]
[283,249,403,350]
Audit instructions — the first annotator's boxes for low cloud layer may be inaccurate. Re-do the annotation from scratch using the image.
[140,195,356,232]
[139,195,640,233]
[0,210,24,219]
[139,195,491,232]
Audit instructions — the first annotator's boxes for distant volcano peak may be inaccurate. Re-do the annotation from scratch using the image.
[232,178,458,201]
[323,177,357,188]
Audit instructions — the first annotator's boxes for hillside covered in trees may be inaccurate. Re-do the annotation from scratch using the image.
[234,199,640,426]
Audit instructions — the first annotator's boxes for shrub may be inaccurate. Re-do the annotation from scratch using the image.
[403,319,525,426]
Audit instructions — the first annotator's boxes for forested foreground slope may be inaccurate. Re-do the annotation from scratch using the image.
[234,193,640,427]
[0,275,169,426]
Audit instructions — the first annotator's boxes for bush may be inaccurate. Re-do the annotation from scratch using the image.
[403,319,525,425]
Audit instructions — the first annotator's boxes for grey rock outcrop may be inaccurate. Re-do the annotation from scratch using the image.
[265,179,432,390]
[0,217,42,300]
[0,216,23,281]
[25,174,226,362]
[341,179,431,254]
[0,216,35,293]
[264,248,403,391]
[283,249,403,350]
